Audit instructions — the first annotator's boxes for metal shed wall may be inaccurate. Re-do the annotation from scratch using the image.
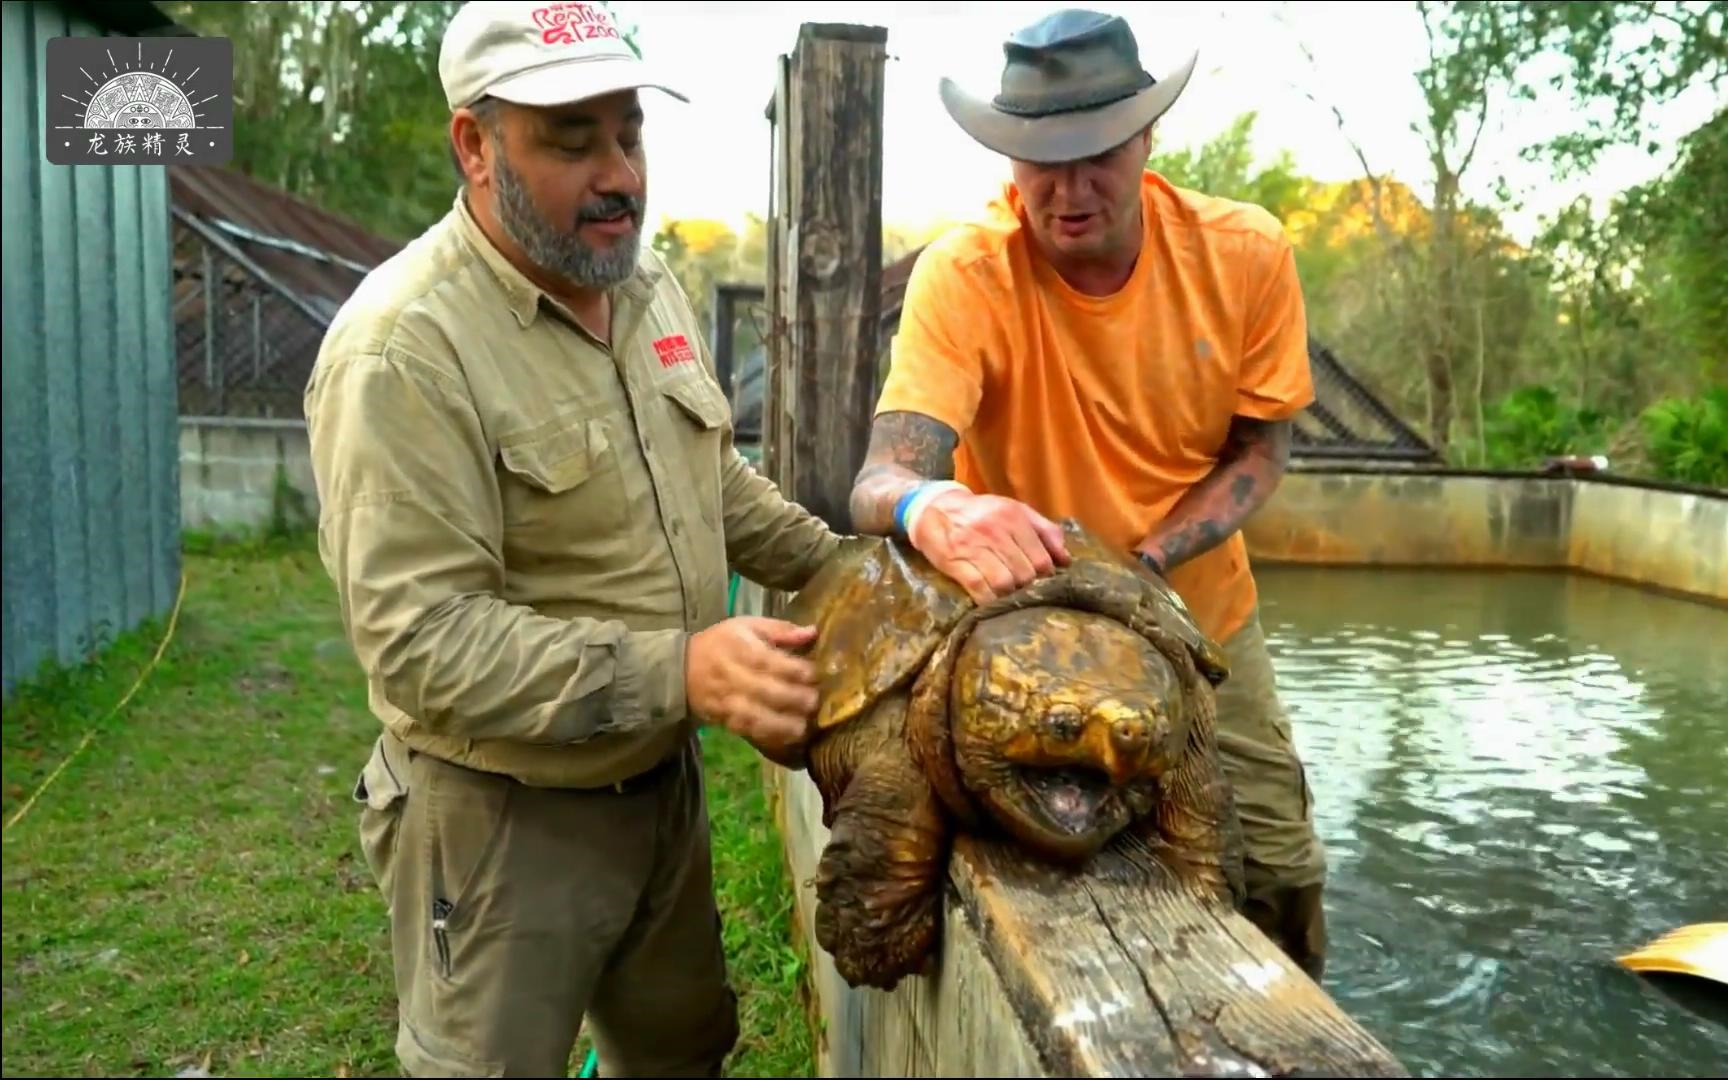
[1,0,180,698]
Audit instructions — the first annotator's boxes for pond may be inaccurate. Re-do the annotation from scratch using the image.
[1256,564,1728,1078]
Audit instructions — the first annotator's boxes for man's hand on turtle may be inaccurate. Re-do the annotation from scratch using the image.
[685,617,820,764]
[906,487,1071,604]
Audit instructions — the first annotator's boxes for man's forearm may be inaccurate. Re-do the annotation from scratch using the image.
[848,411,960,535]
[327,501,689,746]
[1137,416,1291,574]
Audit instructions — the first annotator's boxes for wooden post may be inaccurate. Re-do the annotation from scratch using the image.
[763,22,889,547]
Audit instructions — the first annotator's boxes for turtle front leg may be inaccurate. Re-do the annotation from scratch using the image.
[1132,714,1248,910]
[813,718,950,992]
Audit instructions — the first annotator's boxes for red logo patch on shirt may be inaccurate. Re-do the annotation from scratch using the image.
[653,334,698,369]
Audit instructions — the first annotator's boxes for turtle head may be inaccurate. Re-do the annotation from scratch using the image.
[947,605,1188,864]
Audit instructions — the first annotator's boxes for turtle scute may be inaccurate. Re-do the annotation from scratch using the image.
[780,517,1246,991]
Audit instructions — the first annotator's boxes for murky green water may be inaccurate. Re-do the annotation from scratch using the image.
[1256,565,1728,1079]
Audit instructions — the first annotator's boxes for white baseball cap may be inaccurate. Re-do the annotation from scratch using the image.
[438,1,689,112]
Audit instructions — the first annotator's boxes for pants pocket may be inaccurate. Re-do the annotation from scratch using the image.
[418,756,514,983]
[354,733,411,901]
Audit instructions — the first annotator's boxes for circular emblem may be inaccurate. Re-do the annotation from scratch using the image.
[84,72,196,129]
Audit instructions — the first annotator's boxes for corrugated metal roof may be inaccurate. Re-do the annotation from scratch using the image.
[169,163,401,322]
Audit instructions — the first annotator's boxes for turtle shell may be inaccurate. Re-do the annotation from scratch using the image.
[783,533,973,733]
[1050,518,1231,687]
[784,518,1228,738]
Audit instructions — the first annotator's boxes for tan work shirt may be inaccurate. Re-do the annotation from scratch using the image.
[305,192,841,789]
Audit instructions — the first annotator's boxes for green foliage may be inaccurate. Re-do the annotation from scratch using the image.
[1649,109,1728,376]
[1473,385,1612,469]
[1422,1,1727,178]
[1147,112,1310,222]
[1271,2,1727,466]
[1640,388,1728,488]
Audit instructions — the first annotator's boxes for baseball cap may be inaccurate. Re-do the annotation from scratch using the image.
[438,1,689,112]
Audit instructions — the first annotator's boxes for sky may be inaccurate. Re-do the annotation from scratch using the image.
[610,0,1720,245]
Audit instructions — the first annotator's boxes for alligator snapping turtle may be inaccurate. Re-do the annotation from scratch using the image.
[781,518,1248,991]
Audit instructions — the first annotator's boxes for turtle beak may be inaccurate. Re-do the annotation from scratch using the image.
[1088,698,1152,785]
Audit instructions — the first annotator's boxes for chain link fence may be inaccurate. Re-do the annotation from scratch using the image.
[172,218,330,420]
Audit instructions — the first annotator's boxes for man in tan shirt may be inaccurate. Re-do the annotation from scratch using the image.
[304,3,843,1075]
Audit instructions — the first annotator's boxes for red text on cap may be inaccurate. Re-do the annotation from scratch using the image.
[533,3,621,46]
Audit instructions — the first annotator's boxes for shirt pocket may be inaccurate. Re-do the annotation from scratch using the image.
[496,415,629,555]
[657,377,730,529]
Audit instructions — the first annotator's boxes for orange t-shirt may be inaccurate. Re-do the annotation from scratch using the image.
[874,169,1314,645]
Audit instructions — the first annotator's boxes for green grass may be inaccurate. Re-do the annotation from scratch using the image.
[2,537,814,1078]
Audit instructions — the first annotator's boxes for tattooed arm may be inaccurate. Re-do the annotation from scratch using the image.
[849,410,1069,603]
[1134,415,1292,575]
[1138,223,1312,575]
[848,411,961,535]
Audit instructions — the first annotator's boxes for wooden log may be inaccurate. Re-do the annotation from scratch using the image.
[739,584,1410,1078]
[949,837,1408,1077]
[765,757,1409,1077]
[761,22,888,541]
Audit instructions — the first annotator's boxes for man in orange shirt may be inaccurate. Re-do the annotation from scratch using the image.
[849,9,1328,979]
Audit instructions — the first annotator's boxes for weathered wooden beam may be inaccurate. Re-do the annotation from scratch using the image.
[762,21,888,538]
[948,837,1408,1077]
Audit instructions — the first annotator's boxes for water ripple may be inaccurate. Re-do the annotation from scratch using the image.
[1255,566,1728,1078]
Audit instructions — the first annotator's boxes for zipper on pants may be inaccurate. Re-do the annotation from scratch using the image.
[432,898,454,978]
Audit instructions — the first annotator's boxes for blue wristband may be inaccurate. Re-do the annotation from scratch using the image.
[893,484,926,536]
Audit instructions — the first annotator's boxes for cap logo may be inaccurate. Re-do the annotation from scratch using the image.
[532,3,622,46]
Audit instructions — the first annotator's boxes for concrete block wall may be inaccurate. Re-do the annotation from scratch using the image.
[173,422,1726,606]
[1243,466,1727,604]
[179,417,318,533]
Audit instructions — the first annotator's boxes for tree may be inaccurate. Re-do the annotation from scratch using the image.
[1147,111,1311,222]
[1280,0,1726,453]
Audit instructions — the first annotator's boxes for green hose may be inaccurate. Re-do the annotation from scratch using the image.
[578,573,742,1080]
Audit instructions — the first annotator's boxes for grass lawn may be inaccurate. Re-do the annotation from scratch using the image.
[1,536,814,1078]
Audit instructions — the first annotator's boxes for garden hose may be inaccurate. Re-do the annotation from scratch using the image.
[576,573,743,1080]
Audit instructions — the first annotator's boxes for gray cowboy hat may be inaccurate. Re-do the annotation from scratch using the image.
[940,9,1198,164]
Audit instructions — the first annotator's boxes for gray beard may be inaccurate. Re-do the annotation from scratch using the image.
[491,150,641,290]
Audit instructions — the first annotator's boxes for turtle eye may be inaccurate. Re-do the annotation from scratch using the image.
[1044,704,1084,742]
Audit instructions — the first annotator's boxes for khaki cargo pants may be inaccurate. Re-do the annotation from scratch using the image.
[353,731,740,1077]
[1213,611,1329,981]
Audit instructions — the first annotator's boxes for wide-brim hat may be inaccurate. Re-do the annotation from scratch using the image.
[940,9,1196,164]
[439,0,688,113]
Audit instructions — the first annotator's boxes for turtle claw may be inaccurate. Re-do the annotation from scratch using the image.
[814,858,940,992]
[812,753,950,992]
